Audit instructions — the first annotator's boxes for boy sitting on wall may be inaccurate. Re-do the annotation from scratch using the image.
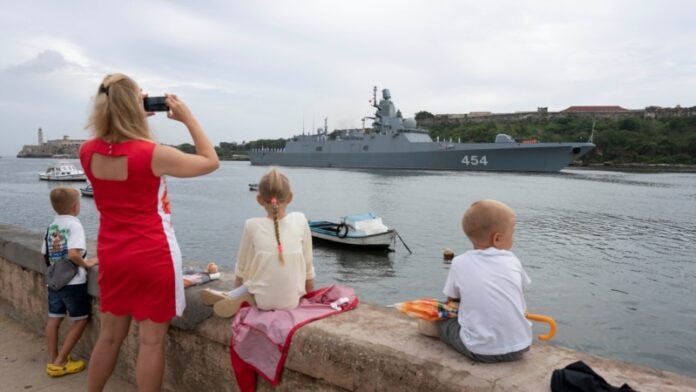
[433,199,532,363]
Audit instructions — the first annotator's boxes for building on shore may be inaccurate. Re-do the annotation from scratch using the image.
[17,128,86,158]
[423,104,695,126]
[558,105,644,118]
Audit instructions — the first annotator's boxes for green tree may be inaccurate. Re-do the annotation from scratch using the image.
[424,115,696,165]
[176,143,195,154]
[415,111,435,120]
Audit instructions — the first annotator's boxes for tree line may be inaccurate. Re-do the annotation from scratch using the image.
[176,139,286,161]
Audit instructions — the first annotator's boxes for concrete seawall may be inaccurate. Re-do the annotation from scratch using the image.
[1,224,694,391]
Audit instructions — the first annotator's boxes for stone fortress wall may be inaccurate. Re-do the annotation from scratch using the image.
[17,128,86,158]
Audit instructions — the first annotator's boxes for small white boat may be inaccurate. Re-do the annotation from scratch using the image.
[80,183,93,197]
[39,162,86,181]
[308,213,396,250]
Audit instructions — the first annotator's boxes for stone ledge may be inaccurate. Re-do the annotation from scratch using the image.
[0,223,223,330]
[0,224,99,295]
[1,224,695,391]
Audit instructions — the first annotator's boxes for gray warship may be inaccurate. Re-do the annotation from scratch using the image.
[249,87,595,172]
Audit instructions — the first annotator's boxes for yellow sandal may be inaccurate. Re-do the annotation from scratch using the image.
[46,357,85,377]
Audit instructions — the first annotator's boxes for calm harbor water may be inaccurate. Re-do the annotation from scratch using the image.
[1,157,695,376]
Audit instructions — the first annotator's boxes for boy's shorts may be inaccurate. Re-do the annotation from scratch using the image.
[437,318,528,363]
[48,283,90,320]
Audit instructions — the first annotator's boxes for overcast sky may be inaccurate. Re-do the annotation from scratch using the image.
[1,0,695,156]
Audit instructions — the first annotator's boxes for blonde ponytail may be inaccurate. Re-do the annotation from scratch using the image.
[85,73,153,143]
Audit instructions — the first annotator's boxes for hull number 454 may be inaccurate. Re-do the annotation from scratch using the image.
[461,155,488,166]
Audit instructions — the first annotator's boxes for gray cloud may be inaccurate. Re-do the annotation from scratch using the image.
[1,0,695,156]
[6,50,69,75]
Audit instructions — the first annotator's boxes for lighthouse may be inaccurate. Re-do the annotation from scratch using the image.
[38,128,44,146]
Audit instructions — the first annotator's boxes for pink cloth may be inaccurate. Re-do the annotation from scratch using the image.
[230,285,358,390]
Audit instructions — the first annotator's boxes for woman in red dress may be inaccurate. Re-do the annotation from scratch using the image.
[80,73,219,391]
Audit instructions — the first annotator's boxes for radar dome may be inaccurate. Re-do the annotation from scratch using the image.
[403,118,417,129]
[495,134,516,143]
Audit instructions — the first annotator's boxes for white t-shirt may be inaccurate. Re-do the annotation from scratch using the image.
[443,247,532,355]
[234,212,315,310]
[41,215,87,286]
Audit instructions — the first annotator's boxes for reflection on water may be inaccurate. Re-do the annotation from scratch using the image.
[314,244,395,281]
[559,170,679,188]
[2,159,696,377]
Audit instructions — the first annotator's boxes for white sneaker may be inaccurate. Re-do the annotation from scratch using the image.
[213,293,255,318]
[199,288,231,306]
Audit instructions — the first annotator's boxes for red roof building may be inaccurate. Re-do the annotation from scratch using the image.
[561,106,629,113]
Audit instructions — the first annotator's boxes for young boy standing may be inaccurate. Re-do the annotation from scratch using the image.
[438,199,532,363]
[42,187,98,377]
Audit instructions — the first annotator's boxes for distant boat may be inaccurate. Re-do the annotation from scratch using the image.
[249,183,259,191]
[308,213,396,250]
[38,162,86,181]
[80,183,93,197]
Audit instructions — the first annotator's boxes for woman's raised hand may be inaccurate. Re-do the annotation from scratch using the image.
[152,92,219,178]
[165,94,195,124]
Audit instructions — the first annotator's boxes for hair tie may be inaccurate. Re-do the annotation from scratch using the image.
[271,197,278,205]
[99,84,109,96]
[277,244,283,253]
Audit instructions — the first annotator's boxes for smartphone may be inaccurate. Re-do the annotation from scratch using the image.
[143,96,169,112]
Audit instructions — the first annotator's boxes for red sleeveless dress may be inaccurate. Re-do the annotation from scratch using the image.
[80,138,184,322]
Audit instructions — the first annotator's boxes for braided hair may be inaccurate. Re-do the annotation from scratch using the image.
[258,168,291,264]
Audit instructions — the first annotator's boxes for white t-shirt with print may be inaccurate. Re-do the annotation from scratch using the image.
[41,215,87,286]
[443,247,532,356]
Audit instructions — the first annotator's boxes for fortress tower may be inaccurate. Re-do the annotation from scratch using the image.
[38,128,44,146]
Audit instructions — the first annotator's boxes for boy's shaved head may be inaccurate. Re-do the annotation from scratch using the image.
[463,199,516,247]
[50,187,79,215]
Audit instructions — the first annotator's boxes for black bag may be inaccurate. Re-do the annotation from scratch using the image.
[551,361,636,392]
[44,228,78,291]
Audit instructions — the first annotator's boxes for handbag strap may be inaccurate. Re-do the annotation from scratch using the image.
[44,227,51,267]
[44,226,84,267]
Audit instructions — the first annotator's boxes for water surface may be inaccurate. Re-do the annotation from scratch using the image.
[1,158,695,376]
